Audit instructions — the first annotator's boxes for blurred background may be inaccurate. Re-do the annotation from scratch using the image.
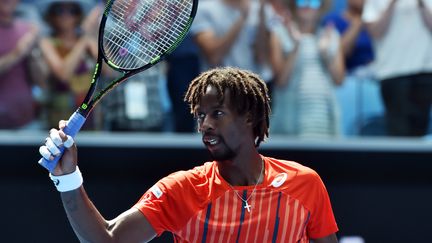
[1,0,432,242]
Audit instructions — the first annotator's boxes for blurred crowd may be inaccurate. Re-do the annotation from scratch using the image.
[1,0,432,138]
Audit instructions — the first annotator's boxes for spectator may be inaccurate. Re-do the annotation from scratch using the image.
[323,0,384,136]
[165,33,201,133]
[190,0,279,85]
[270,0,345,138]
[39,0,98,129]
[362,0,432,137]
[81,0,105,38]
[102,64,167,132]
[0,0,46,129]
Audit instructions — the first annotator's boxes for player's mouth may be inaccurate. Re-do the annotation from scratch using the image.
[203,135,221,148]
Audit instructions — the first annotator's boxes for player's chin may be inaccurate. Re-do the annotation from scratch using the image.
[207,147,235,162]
[205,142,227,156]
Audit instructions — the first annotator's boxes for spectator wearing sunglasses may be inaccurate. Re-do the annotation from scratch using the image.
[270,0,345,138]
[362,0,432,137]
[39,0,99,130]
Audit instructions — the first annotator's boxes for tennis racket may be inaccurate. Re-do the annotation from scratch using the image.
[39,0,198,172]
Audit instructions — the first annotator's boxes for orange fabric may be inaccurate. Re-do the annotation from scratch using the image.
[134,156,338,242]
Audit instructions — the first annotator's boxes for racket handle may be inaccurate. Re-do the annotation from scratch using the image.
[38,111,86,173]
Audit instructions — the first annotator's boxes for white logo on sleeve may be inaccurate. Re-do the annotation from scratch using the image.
[271,173,288,188]
[150,185,163,199]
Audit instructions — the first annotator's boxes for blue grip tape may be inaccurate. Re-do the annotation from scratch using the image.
[38,111,86,173]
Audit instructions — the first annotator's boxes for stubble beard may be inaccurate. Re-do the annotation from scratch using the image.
[207,138,236,161]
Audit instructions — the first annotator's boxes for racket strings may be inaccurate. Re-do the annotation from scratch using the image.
[103,0,193,70]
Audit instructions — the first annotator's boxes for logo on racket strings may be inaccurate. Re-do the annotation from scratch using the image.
[124,0,181,42]
[119,47,129,57]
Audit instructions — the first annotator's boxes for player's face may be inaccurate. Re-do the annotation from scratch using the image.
[195,86,253,161]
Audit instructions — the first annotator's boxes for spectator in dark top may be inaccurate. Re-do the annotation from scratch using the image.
[323,0,374,72]
[362,0,432,137]
[323,0,384,136]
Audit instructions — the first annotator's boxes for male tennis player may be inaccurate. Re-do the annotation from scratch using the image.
[40,67,338,242]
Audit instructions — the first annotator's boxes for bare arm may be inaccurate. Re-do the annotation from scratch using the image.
[194,0,250,66]
[0,24,39,75]
[254,0,269,65]
[326,45,345,86]
[340,15,363,58]
[81,4,103,38]
[39,36,96,82]
[61,188,156,243]
[364,0,397,40]
[320,25,345,86]
[271,34,299,87]
[26,45,48,90]
[312,233,338,243]
[419,0,432,32]
[48,121,157,242]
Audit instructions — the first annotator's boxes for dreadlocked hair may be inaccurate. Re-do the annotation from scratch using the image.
[184,67,271,147]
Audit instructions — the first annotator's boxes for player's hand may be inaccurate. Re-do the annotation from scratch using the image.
[39,120,78,176]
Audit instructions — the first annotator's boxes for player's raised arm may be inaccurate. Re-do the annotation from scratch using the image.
[39,120,157,242]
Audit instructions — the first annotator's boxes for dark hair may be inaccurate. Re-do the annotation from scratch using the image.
[45,2,83,23]
[184,67,271,147]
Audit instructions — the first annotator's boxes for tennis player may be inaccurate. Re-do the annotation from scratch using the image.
[40,67,338,242]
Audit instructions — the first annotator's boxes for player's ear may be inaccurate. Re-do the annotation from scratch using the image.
[245,112,254,126]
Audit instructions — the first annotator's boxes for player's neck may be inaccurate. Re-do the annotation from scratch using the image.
[218,153,264,187]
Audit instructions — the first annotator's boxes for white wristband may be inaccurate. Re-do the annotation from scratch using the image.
[49,167,83,192]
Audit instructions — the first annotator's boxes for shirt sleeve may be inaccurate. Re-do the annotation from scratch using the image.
[190,1,213,35]
[362,0,391,23]
[305,171,338,239]
[133,170,209,236]
[424,0,432,9]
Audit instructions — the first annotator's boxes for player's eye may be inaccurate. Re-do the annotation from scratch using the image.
[214,110,224,118]
[195,112,205,122]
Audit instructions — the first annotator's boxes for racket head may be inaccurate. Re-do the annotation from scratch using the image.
[100,0,198,72]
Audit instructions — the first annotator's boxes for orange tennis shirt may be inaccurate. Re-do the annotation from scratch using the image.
[134,156,338,242]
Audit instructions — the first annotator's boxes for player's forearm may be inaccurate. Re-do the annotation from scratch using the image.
[61,187,114,243]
